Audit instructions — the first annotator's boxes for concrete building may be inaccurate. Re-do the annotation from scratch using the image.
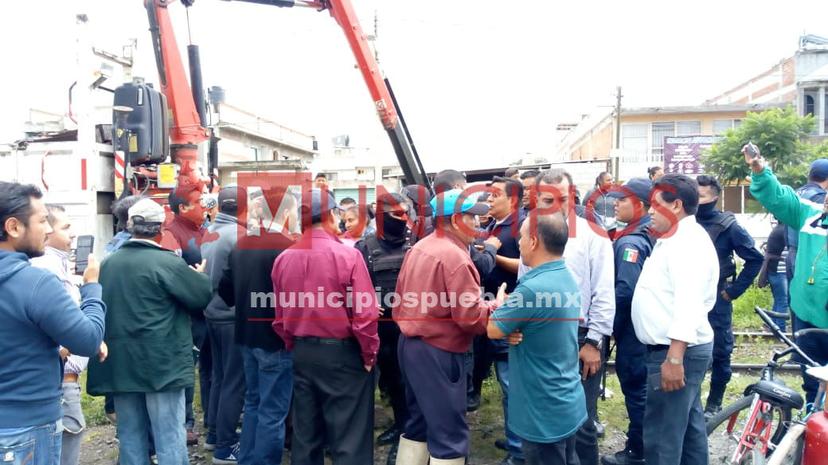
[211,101,318,185]
[557,103,784,181]
[555,33,828,223]
[704,34,828,139]
[311,142,404,204]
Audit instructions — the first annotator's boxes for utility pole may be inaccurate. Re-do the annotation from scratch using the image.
[613,86,623,180]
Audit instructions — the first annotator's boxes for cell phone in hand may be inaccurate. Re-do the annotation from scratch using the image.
[74,235,95,275]
[744,141,760,158]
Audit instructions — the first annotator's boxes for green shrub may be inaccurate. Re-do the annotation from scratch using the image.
[732,284,774,330]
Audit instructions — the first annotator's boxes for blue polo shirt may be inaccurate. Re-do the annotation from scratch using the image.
[492,259,587,443]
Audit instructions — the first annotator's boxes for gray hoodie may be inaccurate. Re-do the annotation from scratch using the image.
[201,213,239,321]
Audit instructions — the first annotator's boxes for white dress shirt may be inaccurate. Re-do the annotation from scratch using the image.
[518,215,616,341]
[631,215,719,346]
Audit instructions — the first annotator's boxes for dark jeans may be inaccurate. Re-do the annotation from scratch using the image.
[399,336,469,460]
[792,312,828,405]
[495,357,524,460]
[291,338,374,465]
[207,320,245,450]
[377,319,408,430]
[523,436,580,465]
[575,330,605,465]
[471,335,492,396]
[0,421,62,465]
[239,347,293,465]
[187,318,212,430]
[643,343,712,465]
[613,320,647,455]
[706,297,733,408]
[767,271,789,332]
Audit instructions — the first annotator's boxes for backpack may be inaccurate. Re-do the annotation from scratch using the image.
[364,234,411,310]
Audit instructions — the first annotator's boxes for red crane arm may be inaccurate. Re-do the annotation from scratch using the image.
[145,0,208,188]
[324,1,397,130]
[224,0,431,190]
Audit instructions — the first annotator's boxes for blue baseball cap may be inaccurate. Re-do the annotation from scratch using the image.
[430,189,490,218]
[301,188,338,221]
[606,177,653,205]
[810,159,828,180]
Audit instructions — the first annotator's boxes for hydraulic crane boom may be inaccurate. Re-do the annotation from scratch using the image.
[145,0,210,191]
[224,0,433,193]
[127,0,431,196]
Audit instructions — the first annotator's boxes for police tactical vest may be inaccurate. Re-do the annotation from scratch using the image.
[365,234,411,310]
[703,212,738,280]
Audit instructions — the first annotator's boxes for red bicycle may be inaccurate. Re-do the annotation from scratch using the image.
[705,307,828,464]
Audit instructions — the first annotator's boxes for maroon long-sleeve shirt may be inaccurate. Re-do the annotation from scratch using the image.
[271,228,380,367]
[393,231,494,353]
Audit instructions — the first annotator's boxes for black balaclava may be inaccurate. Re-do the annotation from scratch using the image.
[377,192,410,245]
[381,213,408,245]
[696,201,717,221]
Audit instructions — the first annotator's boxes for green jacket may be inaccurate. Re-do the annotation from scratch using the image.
[750,168,828,328]
[87,240,212,395]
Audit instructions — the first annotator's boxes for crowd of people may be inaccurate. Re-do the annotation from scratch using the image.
[0,147,826,465]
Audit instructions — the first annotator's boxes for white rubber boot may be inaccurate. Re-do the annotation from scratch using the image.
[395,435,429,465]
[428,456,466,465]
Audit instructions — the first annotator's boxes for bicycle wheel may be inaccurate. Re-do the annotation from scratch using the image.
[707,395,792,464]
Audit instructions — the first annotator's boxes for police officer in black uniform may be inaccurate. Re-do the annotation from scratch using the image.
[601,178,655,465]
[695,175,764,417]
[355,193,413,465]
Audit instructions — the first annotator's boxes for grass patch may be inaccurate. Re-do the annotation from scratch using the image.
[79,372,108,427]
[732,284,774,330]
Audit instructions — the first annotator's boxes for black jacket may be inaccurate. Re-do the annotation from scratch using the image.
[696,208,763,299]
[218,232,294,351]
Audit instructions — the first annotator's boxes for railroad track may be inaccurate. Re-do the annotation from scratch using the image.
[604,360,803,372]
[604,330,805,373]
[733,331,794,340]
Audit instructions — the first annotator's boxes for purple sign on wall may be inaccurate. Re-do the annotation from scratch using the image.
[663,135,720,175]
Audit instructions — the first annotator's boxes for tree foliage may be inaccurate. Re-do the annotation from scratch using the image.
[703,106,825,187]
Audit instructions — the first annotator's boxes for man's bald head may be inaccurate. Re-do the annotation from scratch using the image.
[535,213,568,256]
[519,212,568,267]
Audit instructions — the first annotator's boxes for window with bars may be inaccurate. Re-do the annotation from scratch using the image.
[651,122,675,156]
[676,120,701,136]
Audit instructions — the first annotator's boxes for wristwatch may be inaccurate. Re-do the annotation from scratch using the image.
[666,356,683,365]
[584,337,603,351]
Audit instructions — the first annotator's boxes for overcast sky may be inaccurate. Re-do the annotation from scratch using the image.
[2,0,827,171]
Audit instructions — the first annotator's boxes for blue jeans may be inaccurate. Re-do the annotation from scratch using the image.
[60,383,85,465]
[238,347,293,465]
[495,358,524,460]
[113,390,188,465]
[767,271,789,332]
[643,343,712,465]
[0,421,62,465]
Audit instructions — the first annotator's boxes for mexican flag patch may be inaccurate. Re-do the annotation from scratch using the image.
[622,248,639,263]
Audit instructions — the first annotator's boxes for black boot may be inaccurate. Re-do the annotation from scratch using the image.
[601,447,645,465]
[378,426,401,446]
[466,392,481,412]
[386,442,399,465]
